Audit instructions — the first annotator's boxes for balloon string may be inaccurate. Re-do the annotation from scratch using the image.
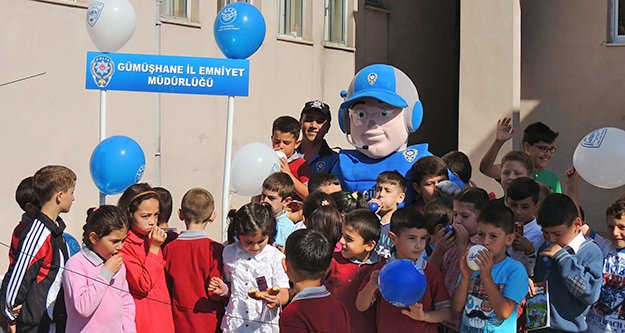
[0,72,46,88]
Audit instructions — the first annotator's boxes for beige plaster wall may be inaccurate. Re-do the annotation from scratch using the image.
[458,0,521,196]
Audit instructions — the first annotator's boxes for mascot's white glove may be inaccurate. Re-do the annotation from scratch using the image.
[436,180,462,198]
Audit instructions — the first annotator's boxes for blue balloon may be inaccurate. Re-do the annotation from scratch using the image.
[90,135,146,195]
[368,202,379,212]
[378,259,427,307]
[214,2,266,59]
[64,233,81,256]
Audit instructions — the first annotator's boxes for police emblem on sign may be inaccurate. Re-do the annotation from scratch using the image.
[403,149,417,162]
[316,161,326,173]
[87,2,105,27]
[90,55,114,88]
[368,73,378,85]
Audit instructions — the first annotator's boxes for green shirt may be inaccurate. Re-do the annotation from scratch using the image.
[534,169,562,193]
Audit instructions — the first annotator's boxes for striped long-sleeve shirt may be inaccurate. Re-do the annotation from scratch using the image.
[0,211,69,333]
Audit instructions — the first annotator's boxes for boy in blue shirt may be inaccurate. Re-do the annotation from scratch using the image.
[261,172,295,249]
[534,193,602,332]
[452,205,529,332]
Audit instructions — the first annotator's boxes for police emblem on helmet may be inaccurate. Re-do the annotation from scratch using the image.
[367,73,378,86]
[90,55,115,88]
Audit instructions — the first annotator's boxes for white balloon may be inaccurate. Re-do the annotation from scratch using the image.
[231,143,281,196]
[573,127,625,189]
[86,0,136,52]
[466,245,487,271]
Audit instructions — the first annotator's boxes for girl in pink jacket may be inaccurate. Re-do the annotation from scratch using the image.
[63,205,136,333]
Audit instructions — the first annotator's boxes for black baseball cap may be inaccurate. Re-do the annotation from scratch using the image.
[301,100,331,121]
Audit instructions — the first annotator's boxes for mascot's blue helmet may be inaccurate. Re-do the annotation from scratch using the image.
[338,64,423,134]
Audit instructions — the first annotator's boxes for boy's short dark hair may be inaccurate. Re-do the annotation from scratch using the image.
[479,205,515,234]
[442,151,472,184]
[506,177,540,204]
[455,188,490,214]
[263,172,295,199]
[409,156,448,185]
[424,197,453,232]
[33,165,77,204]
[501,151,535,175]
[308,173,340,194]
[376,170,407,193]
[181,188,214,223]
[272,116,301,140]
[522,122,559,145]
[15,176,40,211]
[344,209,381,244]
[606,198,625,219]
[154,187,173,224]
[537,193,579,228]
[391,207,430,235]
[285,229,332,280]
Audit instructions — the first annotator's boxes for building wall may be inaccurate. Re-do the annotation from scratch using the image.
[520,0,625,232]
[0,0,354,272]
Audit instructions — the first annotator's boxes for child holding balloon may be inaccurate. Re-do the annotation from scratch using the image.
[356,208,450,333]
[452,205,528,332]
[429,187,490,332]
[63,205,135,333]
[118,183,174,333]
[209,203,289,332]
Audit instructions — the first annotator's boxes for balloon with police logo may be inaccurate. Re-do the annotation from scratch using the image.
[86,0,136,52]
[90,135,146,195]
[231,143,280,196]
[378,259,427,307]
[214,2,266,59]
[573,127,625,189]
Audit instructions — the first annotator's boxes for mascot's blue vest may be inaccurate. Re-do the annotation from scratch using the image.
[333,143,431,203]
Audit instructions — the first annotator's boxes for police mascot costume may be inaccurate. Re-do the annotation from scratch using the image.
[332,64,432,203]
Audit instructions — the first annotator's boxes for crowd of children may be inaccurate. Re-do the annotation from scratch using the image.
[1,101,625,333]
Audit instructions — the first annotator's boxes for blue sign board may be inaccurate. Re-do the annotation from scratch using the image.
[85,52,249,96]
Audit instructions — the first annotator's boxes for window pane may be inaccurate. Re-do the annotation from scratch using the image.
[280,0,303,37]
[162,0,187,18]
[619,0,625,36]
[218,0,249,11]
[325,0,345,43]
[365,0,389,9]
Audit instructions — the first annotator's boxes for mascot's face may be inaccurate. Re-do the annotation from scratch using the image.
[349,97,409,158]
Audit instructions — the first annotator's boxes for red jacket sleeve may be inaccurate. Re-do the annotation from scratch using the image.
[121,244,166,298]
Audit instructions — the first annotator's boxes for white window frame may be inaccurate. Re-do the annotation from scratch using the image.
[278,0,306,39]
[324,0,348,45]
[218,0,250,12]
[161,0,191,21]
[610,0,625,44]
